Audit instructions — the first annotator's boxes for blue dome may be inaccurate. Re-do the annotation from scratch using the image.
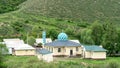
[58,32,68,41]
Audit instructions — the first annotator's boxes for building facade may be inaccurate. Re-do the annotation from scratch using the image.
[44,32,82,57]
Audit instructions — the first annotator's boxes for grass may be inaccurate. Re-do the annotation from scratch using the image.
[3,55,120,68]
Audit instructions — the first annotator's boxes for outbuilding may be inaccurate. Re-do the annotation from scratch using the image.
[82,45,107,59]
[3,39,24,54]
[36,48,53,62]
[3,39,35,56]
[13,44,35,56]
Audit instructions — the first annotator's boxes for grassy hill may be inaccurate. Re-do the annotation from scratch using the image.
[0,0,120,24]
[19,0,120,23]
[0,0,26,13]
[0,0,120,40]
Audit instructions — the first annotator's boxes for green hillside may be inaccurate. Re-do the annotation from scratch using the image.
[19,0,120,23]
[0,0,26,13]
[0,0,119,43]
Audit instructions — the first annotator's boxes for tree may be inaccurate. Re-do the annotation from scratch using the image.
[48,29,58,40]
[91,21,104,45]
[81,29,94,44]
[102,23,118,56]
[28,36,35,46]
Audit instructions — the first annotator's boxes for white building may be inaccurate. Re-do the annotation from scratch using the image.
[36,38,52,45]
[3,39,24,54]
[82,45,107,59]
[36,48,53,62]
[3,38,35,56]
[13,44,35,56]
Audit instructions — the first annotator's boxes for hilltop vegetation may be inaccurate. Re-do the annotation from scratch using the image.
[0,0,26,13]
[20,0,120,23]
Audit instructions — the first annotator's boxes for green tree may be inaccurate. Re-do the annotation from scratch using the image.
[81,29,94,44]
[102,23,118,56]
[48,29,58,40]
[91,21,104,45]
[28,36,35,46]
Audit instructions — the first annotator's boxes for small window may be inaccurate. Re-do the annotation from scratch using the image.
[76,47,79,51]
[58,48,61,52]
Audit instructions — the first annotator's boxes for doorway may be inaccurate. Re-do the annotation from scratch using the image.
[70,50,73,56]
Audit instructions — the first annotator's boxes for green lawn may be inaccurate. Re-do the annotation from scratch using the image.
[3,55,120,68]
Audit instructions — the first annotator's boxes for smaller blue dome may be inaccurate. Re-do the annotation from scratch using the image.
[58,32,68,41]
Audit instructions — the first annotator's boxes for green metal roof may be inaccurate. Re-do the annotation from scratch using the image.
[36,48,52,55]
[83,45,107,52]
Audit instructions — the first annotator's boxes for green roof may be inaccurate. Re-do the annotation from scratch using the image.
[36,49,52,55]
[83,45,107,52]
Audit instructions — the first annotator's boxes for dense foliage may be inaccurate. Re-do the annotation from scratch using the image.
[81,22,120,56]
[0,0,26,13]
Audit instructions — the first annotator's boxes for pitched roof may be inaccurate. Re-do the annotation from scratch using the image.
[3,39,24,45]
[45,40,81,47]
[83,45,107,52]
[14,44,35,50]
[36,48,52,55]
[3,39,35,50]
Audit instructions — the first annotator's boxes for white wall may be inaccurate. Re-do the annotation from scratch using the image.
[37,53,53,62]
[44,46,82,56]
[84,51,91,58]
[91,52,106,59]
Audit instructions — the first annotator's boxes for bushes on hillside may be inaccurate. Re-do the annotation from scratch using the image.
[0,0,26,13]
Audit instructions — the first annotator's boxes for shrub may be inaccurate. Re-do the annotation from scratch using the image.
[105,62,119,68]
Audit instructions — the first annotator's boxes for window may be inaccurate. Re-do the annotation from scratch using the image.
[58,48,61,52]
[76,47,79,51]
